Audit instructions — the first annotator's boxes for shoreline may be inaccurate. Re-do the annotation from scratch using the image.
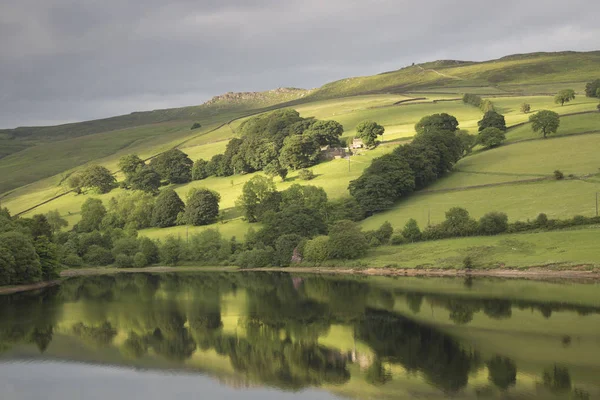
[1,265,599,295]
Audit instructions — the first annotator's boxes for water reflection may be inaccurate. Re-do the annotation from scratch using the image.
[1,273,600,399]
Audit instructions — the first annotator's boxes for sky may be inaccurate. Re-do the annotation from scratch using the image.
[1,0,599,129]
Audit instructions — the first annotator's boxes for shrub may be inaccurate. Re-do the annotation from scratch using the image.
[463,256,474,270]
[112,237,139,257]
[138,237,159,265]
[441,207,478,237]
[133,252,148,268]
[83,245,114,266]
[236,248,274,269]
[160,235,184,266]
[274,234,304,267]
[191,122,202,130]
[390,234,406,245]
[520,103,531,114]
[554,170,564,180]
[303,236,330,265]
[374,221,394,244]
[327,220,369,259]
[115,254,133,268]
[63,253,84,267]
[535,213,549,228]
[298,169,315,181]
[478,212,509,235]
[183,188,221,226]
[402,219,422,242]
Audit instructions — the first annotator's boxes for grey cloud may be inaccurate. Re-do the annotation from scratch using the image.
[1,0,599,128]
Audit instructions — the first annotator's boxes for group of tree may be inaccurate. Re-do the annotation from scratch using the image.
[585,79,600,98]
[190,109,344,182]
[0,208,62,286]
[476,110,507,149]
[348,113,469,215]
[462,93,494,112]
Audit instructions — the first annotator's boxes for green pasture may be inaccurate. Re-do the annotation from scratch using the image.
[507,112,600,142]
[360,226,600,269]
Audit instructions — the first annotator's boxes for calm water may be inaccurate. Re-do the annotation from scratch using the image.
[1,273,600,399]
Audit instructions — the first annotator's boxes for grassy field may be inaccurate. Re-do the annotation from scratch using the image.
[358,226,600,269]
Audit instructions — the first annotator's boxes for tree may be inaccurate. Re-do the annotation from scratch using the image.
[106,191,155,229]
[152,189,185,228]
[28,214,53,239]
[138,237,160,264]
[327,220,369,260]
[280,184,328,216]
[584,79,600,97]
[393,142,439,189]
[554,89,575,106]
[477,111,506,132]
[183,188,221,226]
[529,110,560,138]
[150,149,193,184]
[279,134,321,169]
[477,127,506,149]
[257,206,326,246]
[478,212,509,235]
[415,113,459,134]
[34,237,60,280]
[236,176,278,223]
[520,103,531,113]
[264,159,288,181]
[0,232,41,284]
[349,175,396,215]
[118,154,145,177]
[487,356,517,390]
[441,207,478,237]
[326,197,366,223]
[303,236,330,265]
[127,166,161,194]
[67,173,83,194]
[45,210,68,234]
[77,198,107,232]
[274,234,304,267]
[356,120,385,147]
[160,235,184,266]
[80,165,116,194]
[192,159,210,180]
[298,169,315,180]
[304,120,344,146]
[0,243,15,286]
[456,130,476,155]
[190,122,202,130]
[402,219,422,242]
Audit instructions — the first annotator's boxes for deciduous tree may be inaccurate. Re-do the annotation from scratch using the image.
[554,89,575,106]
[356,120,385,147]
[529,110,560,138]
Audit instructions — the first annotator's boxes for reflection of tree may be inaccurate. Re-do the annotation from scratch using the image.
[72,322,117,348]
[122,331,148,359]
[356,309,477,393]
[487,356,516,390]
[29,325,53,353]
[447,300,480,325]
[365,358,392,386]
[543,365,572,393]
[482,300,512,320]
[405,293,423,314]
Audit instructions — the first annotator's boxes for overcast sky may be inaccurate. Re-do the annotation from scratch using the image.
[1,0,599,128]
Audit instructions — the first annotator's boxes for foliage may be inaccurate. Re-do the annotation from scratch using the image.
[236,247,274,269]
[190,122,202,130]
[298,169,315,180]
[34,237,60,280]
[456,130,476,155]
[327,220,369,260]
[529,110,560,138]
[152,189,185,228]
[520,103,531,113]
[77,198,107,233]
[127,166,161,194]
[192,159,210,180]
[257,207,327,246]
[106,191,155,230]
[263,159,288,181]
[303,236,330,265]
[188,229,231,264]
[554,170,564,180]
[118,154,145,177]
[138,237,160,264]
[554,89,575,106]
[325,197,365,223]
[72,165,117,194]
[440,207,478,237]
[415,113,459,134]
[115,254,134,268]
[478,212,509,235]
[133,252,148,268]
[150,149,193,184]
[585,79,600,97]
[462,93,483,108]
[183,188,221,226]
[160,235,185,266]
[304,120,344,147]
[279,134,321,169]
[237,176,278,223]
[478,111,506,132]
[355,120,385,147]
[402,218,422,242]
[83,245,114,266]
[487,356,517,390]
[280,184,328,216]
[477,127,506,149]
[0,232,41,284]
[112,237,140,257]
[274,234,304,267]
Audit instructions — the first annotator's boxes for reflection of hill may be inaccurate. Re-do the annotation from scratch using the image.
[1,273,600,399]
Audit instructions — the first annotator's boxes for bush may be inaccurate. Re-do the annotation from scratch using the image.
[298,169,315,181]
[463,256,474,270]
[390,234,406,245]
[402,219,422,242]
[535,213,549,228]
[478,212,509,235]
[554,170,564,180]
[112,237,139,257]
[374,221,393,244]
[160,235,184,266]
[303,236,330,265]
[115,254,134,268]
[191,122,202,130]
[63,253,84,267]
[236,248,274,269]
[441,207,478,237]
[133,252,148,268]
[83,245,114,266]
[274,234,303,267]
[520,103,531,114]
[138,237,159,265]
[327,220,369,259]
